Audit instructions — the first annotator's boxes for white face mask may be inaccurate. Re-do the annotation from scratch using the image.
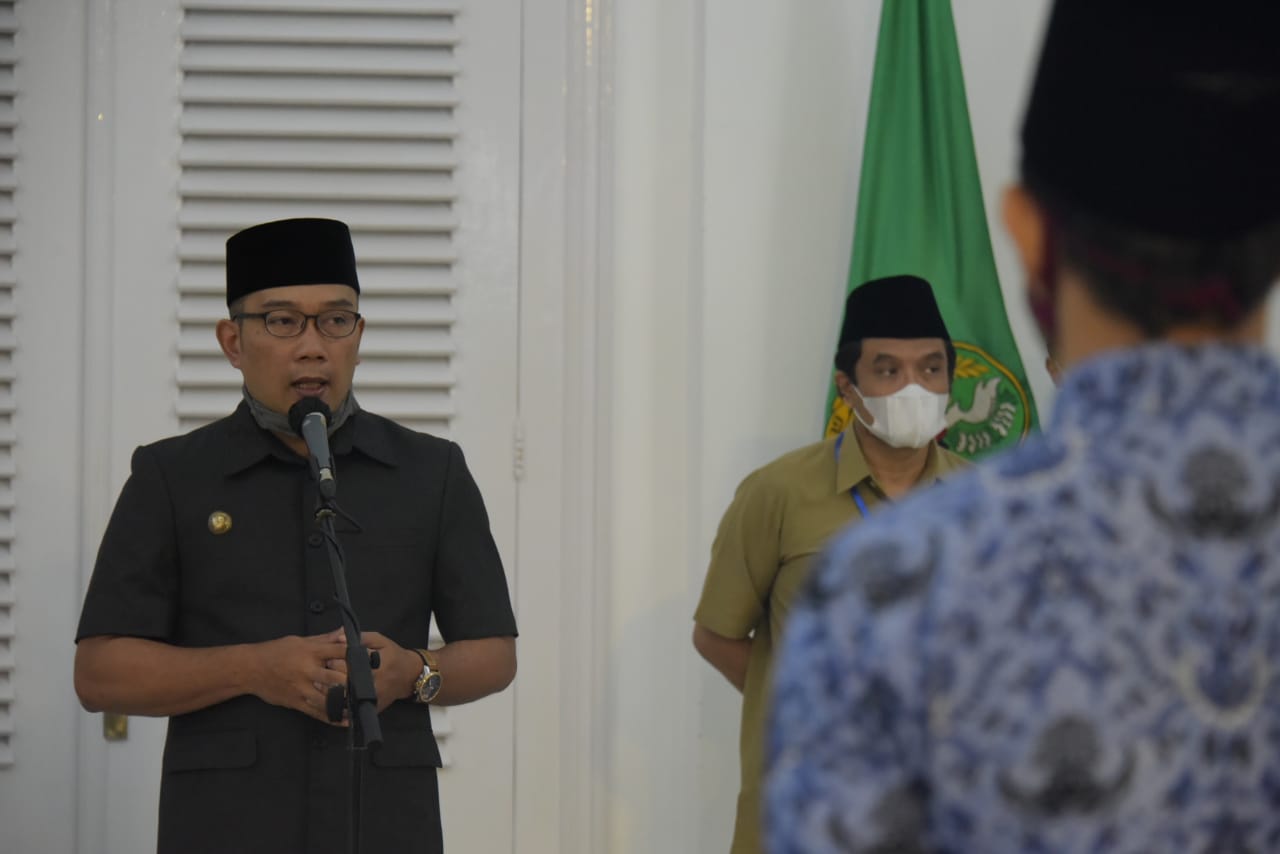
[851,383,950,449]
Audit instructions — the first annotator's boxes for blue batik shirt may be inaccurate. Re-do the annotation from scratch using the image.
[765,343,1280,854]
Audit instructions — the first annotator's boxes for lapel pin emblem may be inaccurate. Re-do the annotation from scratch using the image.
[208,511,233,535]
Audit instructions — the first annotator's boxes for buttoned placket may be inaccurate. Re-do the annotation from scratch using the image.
[300,471,350,852]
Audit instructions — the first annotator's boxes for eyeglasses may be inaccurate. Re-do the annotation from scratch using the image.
[233,309,362,339]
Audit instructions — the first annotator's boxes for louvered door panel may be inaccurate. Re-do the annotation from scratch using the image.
[0,0,17,768]
[176,1,460,436]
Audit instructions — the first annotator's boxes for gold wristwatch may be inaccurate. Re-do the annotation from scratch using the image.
[411,648,442,704]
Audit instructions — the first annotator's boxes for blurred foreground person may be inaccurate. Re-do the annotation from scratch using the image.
[766,2,1280,851]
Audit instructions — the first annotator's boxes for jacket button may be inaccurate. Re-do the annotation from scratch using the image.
[309,599,325,614]
[307,533,323,547]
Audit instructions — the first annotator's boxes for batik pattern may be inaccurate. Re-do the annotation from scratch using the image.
[766,344,1280,853]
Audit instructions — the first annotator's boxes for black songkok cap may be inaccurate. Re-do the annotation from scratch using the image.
[838,275,950,350]
[1021,1,1280,240]
[225,218,360,306]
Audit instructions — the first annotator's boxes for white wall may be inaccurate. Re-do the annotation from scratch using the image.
[608,2,1055,851]
[609,1,702,849]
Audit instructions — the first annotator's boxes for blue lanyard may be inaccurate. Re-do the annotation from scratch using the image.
[834,432,871,518]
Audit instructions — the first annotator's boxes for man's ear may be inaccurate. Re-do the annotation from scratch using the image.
[1003,184,1048,285]
[215,318,243,369]
[1045,355,1063,386]
[834,370,871,424]
[833,370,856,402]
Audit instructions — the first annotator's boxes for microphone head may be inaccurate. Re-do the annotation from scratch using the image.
[287,397,332,434]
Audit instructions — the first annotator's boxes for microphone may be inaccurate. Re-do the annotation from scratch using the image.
[287,398,337,499]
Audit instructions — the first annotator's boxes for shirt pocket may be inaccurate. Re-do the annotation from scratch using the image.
[370,728,442,769]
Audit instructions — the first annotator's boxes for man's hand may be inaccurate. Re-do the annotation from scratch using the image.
[327,633,517,709]
[692,623,751,692]
[359,631,421,712]
[323,630,420,713]
[74,634,348,720]
[247,631,350,725]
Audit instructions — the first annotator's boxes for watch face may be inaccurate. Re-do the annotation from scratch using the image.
[415,666,442,703]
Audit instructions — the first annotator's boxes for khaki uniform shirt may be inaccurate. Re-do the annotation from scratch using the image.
[694,426,968,854]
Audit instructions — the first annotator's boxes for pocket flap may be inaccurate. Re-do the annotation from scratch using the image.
[164,729,257,772]
[371,728,442,768]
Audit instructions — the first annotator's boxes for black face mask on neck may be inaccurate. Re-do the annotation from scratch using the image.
[242,386,360,438]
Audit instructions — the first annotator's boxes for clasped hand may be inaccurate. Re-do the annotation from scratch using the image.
[252,629,414,725]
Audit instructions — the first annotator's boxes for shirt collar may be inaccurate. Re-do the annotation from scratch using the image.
[834,425,874,495]
[331,408,399,467]
[835,424,948,497]
[219,400,399,476]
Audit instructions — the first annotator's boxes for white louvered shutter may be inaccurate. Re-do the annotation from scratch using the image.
[176,0,459,436]
[0,0,16,769]
[176,0,461,759]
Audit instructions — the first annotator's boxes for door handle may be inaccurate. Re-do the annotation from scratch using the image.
[103,712,128,741]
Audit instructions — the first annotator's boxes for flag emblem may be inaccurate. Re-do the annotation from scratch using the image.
[943,342,1032,456]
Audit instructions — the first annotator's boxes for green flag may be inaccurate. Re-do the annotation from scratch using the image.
[825,0,1037,458]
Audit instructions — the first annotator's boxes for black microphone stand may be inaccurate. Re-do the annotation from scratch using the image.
[313,473,382,854]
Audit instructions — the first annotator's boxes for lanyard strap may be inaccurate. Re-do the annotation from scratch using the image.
[834,432,872,519]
